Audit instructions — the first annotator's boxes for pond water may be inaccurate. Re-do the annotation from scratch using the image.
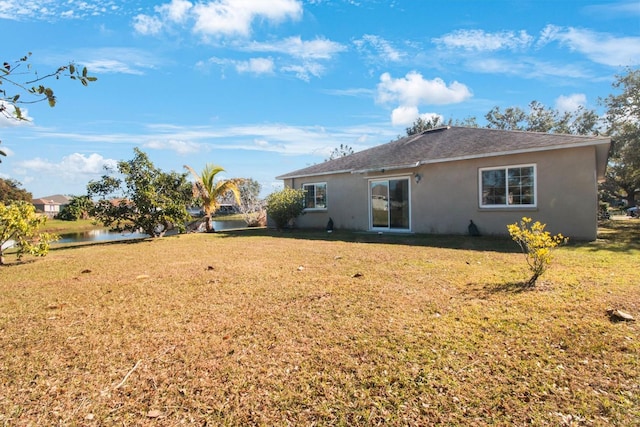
[55,220,247,244]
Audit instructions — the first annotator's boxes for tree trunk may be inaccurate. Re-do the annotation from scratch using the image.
[205,215,215,233]
[526,272,539,287]
[620,184,638,208]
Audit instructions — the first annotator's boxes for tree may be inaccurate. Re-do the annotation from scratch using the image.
[1,52,97,159]
[526,101,559,133]
[326,144,354,161]
[234,178,266,227]
[265,188,306,230]
[485,101,600,135]
[450,116,479,128]
[601,68,640,207]
[55,195,93,221]
[0,178,32,203]
[406,116,443,136]
[0,201,58,265]
[568,107,600,136]
[184,164,242,232]
[485,106,528,131]
[88,149,193,238]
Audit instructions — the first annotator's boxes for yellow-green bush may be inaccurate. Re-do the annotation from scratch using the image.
[0,201,59,265]
[507,217,567,287]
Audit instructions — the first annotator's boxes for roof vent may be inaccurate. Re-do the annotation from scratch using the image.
[421,126,450,135]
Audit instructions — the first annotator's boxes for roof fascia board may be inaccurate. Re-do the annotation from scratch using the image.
[418,139,610,166]
[276,169,353,180]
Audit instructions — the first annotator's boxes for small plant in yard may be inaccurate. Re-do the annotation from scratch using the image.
[265,188,306,229]
[507,217,567,287]
[0,201,59,265]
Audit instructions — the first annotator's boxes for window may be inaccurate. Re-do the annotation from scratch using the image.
[480,165,536,207]
[302,183,327,210]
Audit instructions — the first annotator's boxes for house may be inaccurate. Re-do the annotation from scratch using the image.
[31,194,71,218]
[276,126,610,241]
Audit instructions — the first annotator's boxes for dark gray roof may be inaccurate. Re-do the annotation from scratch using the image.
[276,126,611,179]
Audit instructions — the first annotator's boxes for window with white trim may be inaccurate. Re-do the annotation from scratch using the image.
[480,165,536,207]
[302,182,327,210]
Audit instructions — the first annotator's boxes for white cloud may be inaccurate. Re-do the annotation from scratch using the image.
[433,29,534,51]
[236,58,275,74]
[158,0,193,23]
[14,153,118,198]
[555,93,587,114]
[390,108,444,127]
[0,0,122,21]
[39,48,161,76]
[281,62,325,81]
[583,1,640,18]
[377,72,472,125]
[237,36,345,80]
[391,106,419,126]
[143,139,204,155]
[536,24,561,48]
[81,59,144,75]
[17,153,117,176]
[14,121,395,163]
[467,57,590,80]
[198,56,276,76]
[354,34,405,62]
[134,0,303,38]
[377,71,472,106]
[538,25,640,66]
[245,36,346,59]
[132,14,164,35]
[467,58,526,75]
[322,87,374,97]
[192,0,302,37]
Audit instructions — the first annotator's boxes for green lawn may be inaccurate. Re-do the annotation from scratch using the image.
[0,219,638,425]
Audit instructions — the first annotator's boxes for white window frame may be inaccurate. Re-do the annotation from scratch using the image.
[479,164,537,208]
[302,182,327,211]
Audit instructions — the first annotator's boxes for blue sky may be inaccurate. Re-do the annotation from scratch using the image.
[1,0,639,199]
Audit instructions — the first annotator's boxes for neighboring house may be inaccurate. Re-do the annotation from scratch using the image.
[31,194,72,218]
[276,126,610,241]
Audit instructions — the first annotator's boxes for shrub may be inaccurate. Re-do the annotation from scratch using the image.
[0,201,59,265]
[507,217,567,287]
[55,195,93,221]
[265,188,306,230]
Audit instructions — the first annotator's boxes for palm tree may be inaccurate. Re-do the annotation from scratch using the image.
[184,164,242,232]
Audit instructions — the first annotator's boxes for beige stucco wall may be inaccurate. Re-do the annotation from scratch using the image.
[283,145,601,240]
[283,174,370,230]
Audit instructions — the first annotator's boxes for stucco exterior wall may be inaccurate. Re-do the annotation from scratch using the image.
[283,145,600,240]
[283,174,370,230]
[410,146,599,240]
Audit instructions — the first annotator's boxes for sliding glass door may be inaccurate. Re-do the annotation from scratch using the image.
[369,178,410,231]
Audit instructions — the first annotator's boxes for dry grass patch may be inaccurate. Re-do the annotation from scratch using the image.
[0,222,638,425]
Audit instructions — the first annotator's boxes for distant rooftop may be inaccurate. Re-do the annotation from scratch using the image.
[32,194,72,204]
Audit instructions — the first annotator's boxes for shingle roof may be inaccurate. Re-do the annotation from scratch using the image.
[276,126,611,179]
[31,194,72,204]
